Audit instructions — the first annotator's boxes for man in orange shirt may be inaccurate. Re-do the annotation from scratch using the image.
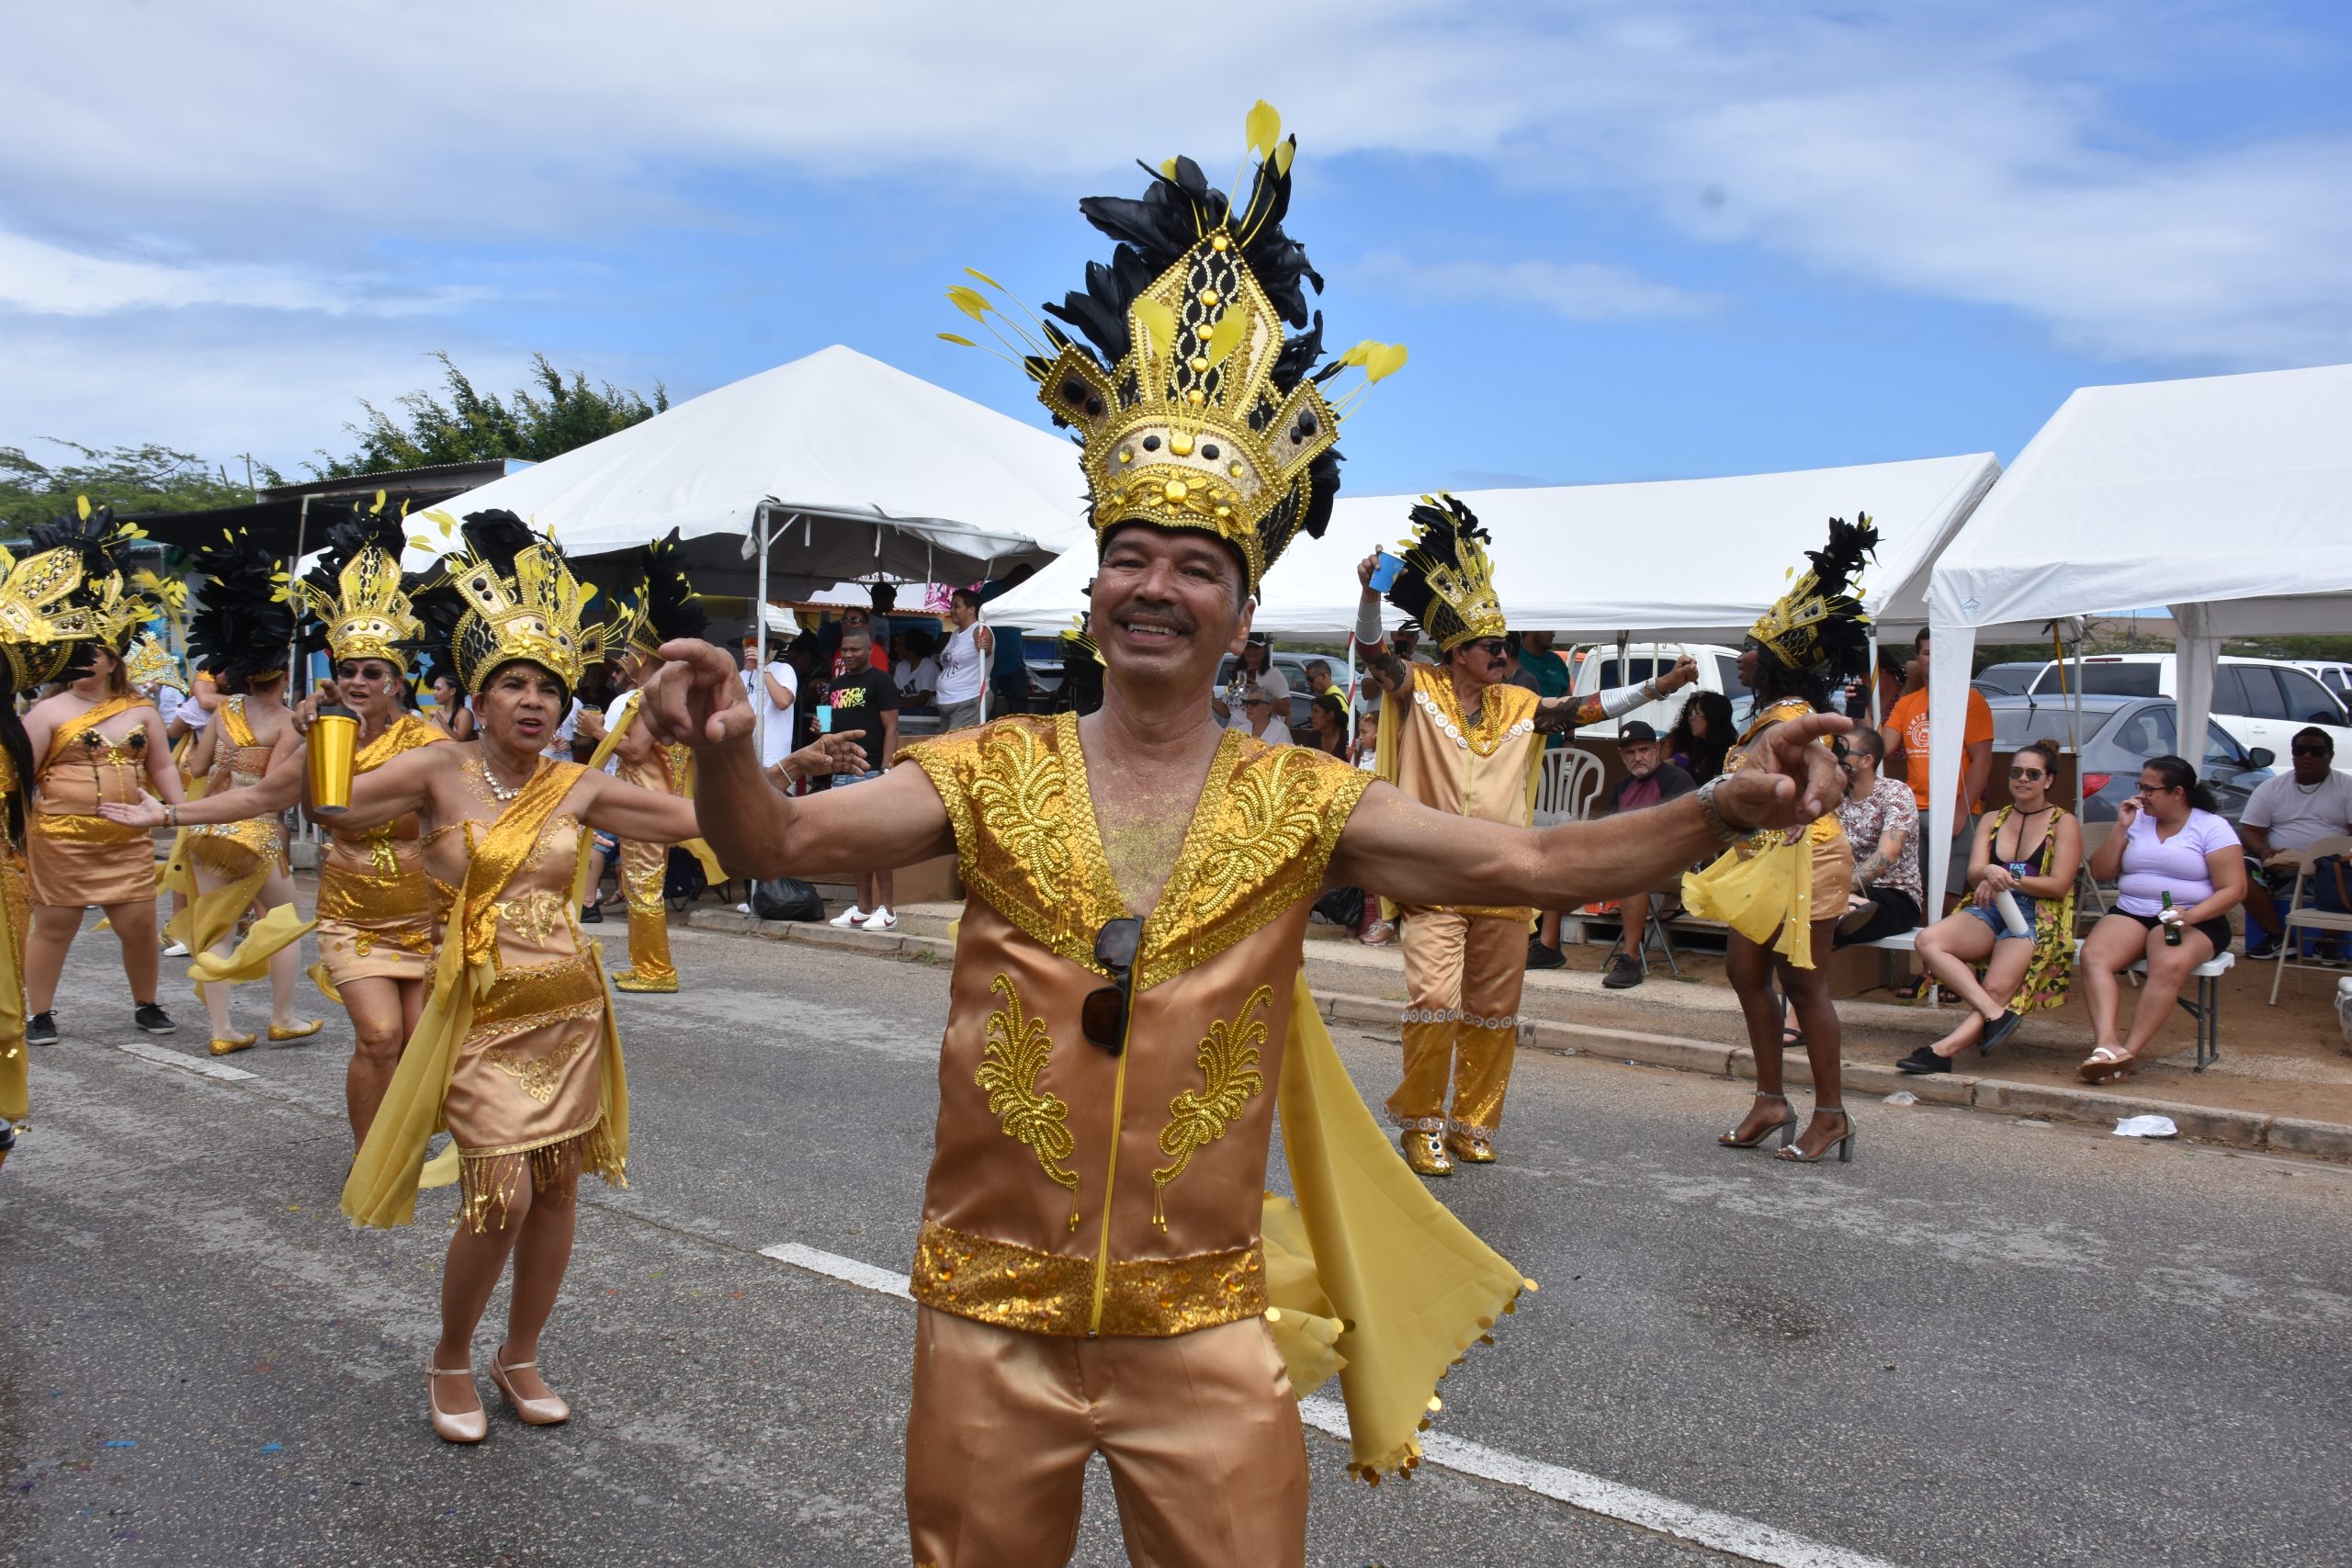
[1883,627,1994,913]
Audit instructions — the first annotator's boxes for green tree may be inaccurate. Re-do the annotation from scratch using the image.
[310,352,669,477]
[0,440,279,529]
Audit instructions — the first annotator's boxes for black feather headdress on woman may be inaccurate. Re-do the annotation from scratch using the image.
[1748,513,1879,684]
[183,526,297,687]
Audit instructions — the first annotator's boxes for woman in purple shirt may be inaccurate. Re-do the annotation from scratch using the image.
[2077,755,2246,1081]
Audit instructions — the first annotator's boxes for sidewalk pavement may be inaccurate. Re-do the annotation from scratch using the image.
[686,901,2352,1163]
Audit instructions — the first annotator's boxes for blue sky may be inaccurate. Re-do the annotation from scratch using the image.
[6,1,2348,499]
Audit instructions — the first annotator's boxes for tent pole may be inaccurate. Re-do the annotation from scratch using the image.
[754,506,771,762]
[1867,626,1882,727]
[1614,632,1630,739]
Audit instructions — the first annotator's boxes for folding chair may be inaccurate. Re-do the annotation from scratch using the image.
[2269,835,2352,1005]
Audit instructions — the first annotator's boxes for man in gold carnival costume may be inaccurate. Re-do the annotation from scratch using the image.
[588,531,723,993]
[639,106,1847,1567]
[1682,517,1877,1163]
[1356,497,1698,1174]
[0,517,139,1167]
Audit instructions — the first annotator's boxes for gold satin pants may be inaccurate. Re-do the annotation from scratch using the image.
[905,1306,1307,1568]
[1387,909,1526,1135]
[617,840,675,987]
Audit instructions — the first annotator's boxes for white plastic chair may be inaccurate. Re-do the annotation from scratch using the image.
[1532,748,1606,828]
[2269,834,2352,1005]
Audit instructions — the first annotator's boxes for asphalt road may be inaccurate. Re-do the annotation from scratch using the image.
[6,918,2347,1567]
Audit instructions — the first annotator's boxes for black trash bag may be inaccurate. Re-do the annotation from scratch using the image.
[752,876,827,922]
[1312,885,1364,930]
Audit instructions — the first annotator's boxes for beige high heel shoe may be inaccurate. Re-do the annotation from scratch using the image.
[488,1350,571,1426]
[427,1365,487,1444]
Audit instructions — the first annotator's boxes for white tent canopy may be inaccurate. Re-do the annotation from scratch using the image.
[1924,362,2352,915]
[981,452,1999,641]
[400,344,1087,596]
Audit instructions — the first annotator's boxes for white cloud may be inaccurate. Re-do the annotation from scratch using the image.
[0,231,479,318]
[1356,253,1719,321]
[6,1,2348,367]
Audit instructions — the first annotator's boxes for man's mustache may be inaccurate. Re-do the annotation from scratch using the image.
[1114,602,1196,635]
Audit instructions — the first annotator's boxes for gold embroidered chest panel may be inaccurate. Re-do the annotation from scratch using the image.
[1393,663,1542,827]
[902,714,1372,1338]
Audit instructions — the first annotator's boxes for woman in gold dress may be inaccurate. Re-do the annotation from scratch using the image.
[0,517,129,1165]
[1683,517,1878,1164]
[20,517,185,1045]
[109,506,447,1135]
[169,527,320,1055]
[333,512,858,1444]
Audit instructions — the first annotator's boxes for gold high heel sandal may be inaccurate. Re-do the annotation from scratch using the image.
[427,1365,487,1444]
[488,1351,571,1426]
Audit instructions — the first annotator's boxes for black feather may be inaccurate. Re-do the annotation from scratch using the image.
[632,529,707,645]
[184,527,297,682]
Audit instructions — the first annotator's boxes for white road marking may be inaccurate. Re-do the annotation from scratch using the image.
[758,1241,912,1301]
[759,1241,1906,1568]
[115,1040,260,1082]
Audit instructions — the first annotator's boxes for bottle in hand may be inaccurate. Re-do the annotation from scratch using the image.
[2161,890,2182,946]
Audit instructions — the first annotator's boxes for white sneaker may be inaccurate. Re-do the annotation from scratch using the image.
[161,940,190,957]
[865,907,897,931]
[829,906,868,929]
[735,903,752,915]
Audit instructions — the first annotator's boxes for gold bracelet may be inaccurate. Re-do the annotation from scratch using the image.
[166,804,178,829]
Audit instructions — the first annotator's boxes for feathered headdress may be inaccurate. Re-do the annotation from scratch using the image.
[26,495,154,658]
[413,510,606,698]
[613,529,707,660]
[942,101,1404,592]
[297,492,427,673]
[183,525,297,682]
[0,541,100,693]
[1748,514,1878,682]
[1384,494,1505,653]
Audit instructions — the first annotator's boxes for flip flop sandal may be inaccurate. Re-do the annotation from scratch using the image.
[2077,1045,2134,1082]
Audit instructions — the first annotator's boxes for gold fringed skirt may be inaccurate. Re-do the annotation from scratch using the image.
[442,950,621,1231]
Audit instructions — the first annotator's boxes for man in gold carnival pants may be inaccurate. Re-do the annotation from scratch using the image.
[640,108,1844,1568]
[1357,496,1698,1174]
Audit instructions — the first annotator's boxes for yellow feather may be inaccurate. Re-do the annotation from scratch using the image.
[962,266,1005,290]
[937,332,978,347]
[1338,340,1375,367]
[1204,306,1249,367]
[945,285,991,321]
[1130,297,1178,362]
[1245,100,1283,159]
[1159,157,1179,180]
[1273,137,1297,176]
[77,494,93,520]
[372,488,387,513]
[407,536,434,551]
[1365,343,1409,383]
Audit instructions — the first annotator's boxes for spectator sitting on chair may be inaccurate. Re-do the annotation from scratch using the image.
[821,623,901,932]
[1830,728,1923,947]
[2075,756,2245,1083]
[1303,691,1351,757]
[1668,690,1735,785]
[2237,727,2352,961]
[1551,722,1695,984]
[1883,627,1995,914]
[1894,739,2083,1071]
[1224,682,1292,746]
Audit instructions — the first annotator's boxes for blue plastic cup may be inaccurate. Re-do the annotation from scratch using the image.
[1368,551,1404,592]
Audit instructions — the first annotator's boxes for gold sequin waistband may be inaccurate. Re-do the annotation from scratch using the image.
[28,812,145,845]
[473,951,603,1029]
[910,1219,1266,1338]
[316,863,431,923]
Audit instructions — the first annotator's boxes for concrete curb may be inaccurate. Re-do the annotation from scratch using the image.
[682,910,2352,1163]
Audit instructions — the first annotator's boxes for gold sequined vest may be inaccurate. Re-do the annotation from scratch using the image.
[901,713,1370,1338]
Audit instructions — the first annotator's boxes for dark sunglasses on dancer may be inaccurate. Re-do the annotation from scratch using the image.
[1083,917,1142,1056]
[1462,637,1507,658]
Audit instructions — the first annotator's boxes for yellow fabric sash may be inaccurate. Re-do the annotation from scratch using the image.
[1679,819,1833,968]
[0,860,27,1127]
[342,760,630,1228]
[46,694,146,766]
[164,704,316,979]
[1264,973,1529,1476]
[219,695,257,750]
[582,696,723,886]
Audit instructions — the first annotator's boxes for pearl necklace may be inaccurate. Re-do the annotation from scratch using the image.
[481,756,541,803]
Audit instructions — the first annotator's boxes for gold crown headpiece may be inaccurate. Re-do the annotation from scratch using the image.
[121,630,184,692]
[1384,494,1506,652]
[0,541,103,693]
[425,510,605,695]
[1747,514,1879,681]
[943,102,1404,592]
[297,492,425,672]
[17,495,155,674]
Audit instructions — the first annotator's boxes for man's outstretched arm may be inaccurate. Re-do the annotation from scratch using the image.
[1329,711,1850,910]
[639,640,953,880]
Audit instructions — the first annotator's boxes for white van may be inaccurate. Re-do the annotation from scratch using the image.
[1564,641,1752,738]
[2298,660,2352,707]
[1983,654,2351,771]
